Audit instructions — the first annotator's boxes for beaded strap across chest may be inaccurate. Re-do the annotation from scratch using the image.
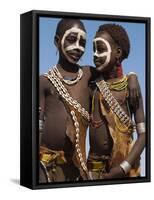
[96,79,132,127]
[44,67,90,122]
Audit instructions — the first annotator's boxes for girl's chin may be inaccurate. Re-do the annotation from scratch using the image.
[96,65,107,72]
[67,57,78,64]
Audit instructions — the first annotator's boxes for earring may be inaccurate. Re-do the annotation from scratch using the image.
[116,59,123,77]
[116,57,121,66]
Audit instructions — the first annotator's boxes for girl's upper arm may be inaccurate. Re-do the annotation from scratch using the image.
[39,75,48,119]
[133,82,145,124]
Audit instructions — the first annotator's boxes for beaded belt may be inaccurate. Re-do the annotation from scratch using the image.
[40,146,68,182]
[87,161,108,172]
[40,146,67,166]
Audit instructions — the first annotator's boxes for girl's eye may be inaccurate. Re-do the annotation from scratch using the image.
[97,47,103,52]
[79,39,86,46]
[66,35,77,43]
[96,45,107,52]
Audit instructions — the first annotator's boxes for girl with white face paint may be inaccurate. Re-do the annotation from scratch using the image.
[93,30,120,73]
[61,27,86,64]
[93,37,112,71]
[88,24,145,180]
[39,19,94,183]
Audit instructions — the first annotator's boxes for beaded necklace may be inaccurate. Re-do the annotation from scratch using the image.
[54,65,83,85]
[107,75,128,91]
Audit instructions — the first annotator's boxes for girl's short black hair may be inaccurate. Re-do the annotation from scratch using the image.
[97,24,130,60]
[55,18,86,37]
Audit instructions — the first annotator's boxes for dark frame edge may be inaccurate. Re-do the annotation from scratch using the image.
[30,10,150,22]
[145,17,151,182]
[32,177,150,190]
[20,11,33,189]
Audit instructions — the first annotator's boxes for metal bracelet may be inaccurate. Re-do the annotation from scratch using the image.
[39,120,44,132]
[136,122,145,134]
[128,72,137,76]
[120,160,132,174]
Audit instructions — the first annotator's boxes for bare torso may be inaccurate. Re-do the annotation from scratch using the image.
[40,66,91,152]
[89,82,130,156]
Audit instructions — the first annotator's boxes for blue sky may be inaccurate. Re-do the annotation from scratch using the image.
[39,17,146,176]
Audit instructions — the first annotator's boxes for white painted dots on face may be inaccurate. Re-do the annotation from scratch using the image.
[93,37,112,70]
[61,27,86,64]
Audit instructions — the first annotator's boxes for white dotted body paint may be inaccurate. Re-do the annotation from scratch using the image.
[93,37,112,70]
[61,27,86,64]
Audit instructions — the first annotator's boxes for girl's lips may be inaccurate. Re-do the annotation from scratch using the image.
[69,52,81,60]
[71,54,80,59]
[94,59,102,66]
[94,57,106,67]
[95,60,101,65]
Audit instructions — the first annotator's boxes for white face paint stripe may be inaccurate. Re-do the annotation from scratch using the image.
[61,27,86,64]
[93,37,112,69]
[93,37,112,56]
[65,45,85,52]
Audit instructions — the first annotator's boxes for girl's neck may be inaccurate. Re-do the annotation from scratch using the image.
[103,64,123,82]
[57,57,79,73]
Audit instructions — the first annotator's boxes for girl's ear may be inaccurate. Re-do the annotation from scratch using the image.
[54,35,60,48]
[116,47,122,59]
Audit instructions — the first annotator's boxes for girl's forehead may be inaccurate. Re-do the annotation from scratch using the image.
[95,31,115,45]
[62,27,86,40]
[66,32,78,36]
[70,23,85,29]
[63,24,86,34]
[58,22,86,39]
